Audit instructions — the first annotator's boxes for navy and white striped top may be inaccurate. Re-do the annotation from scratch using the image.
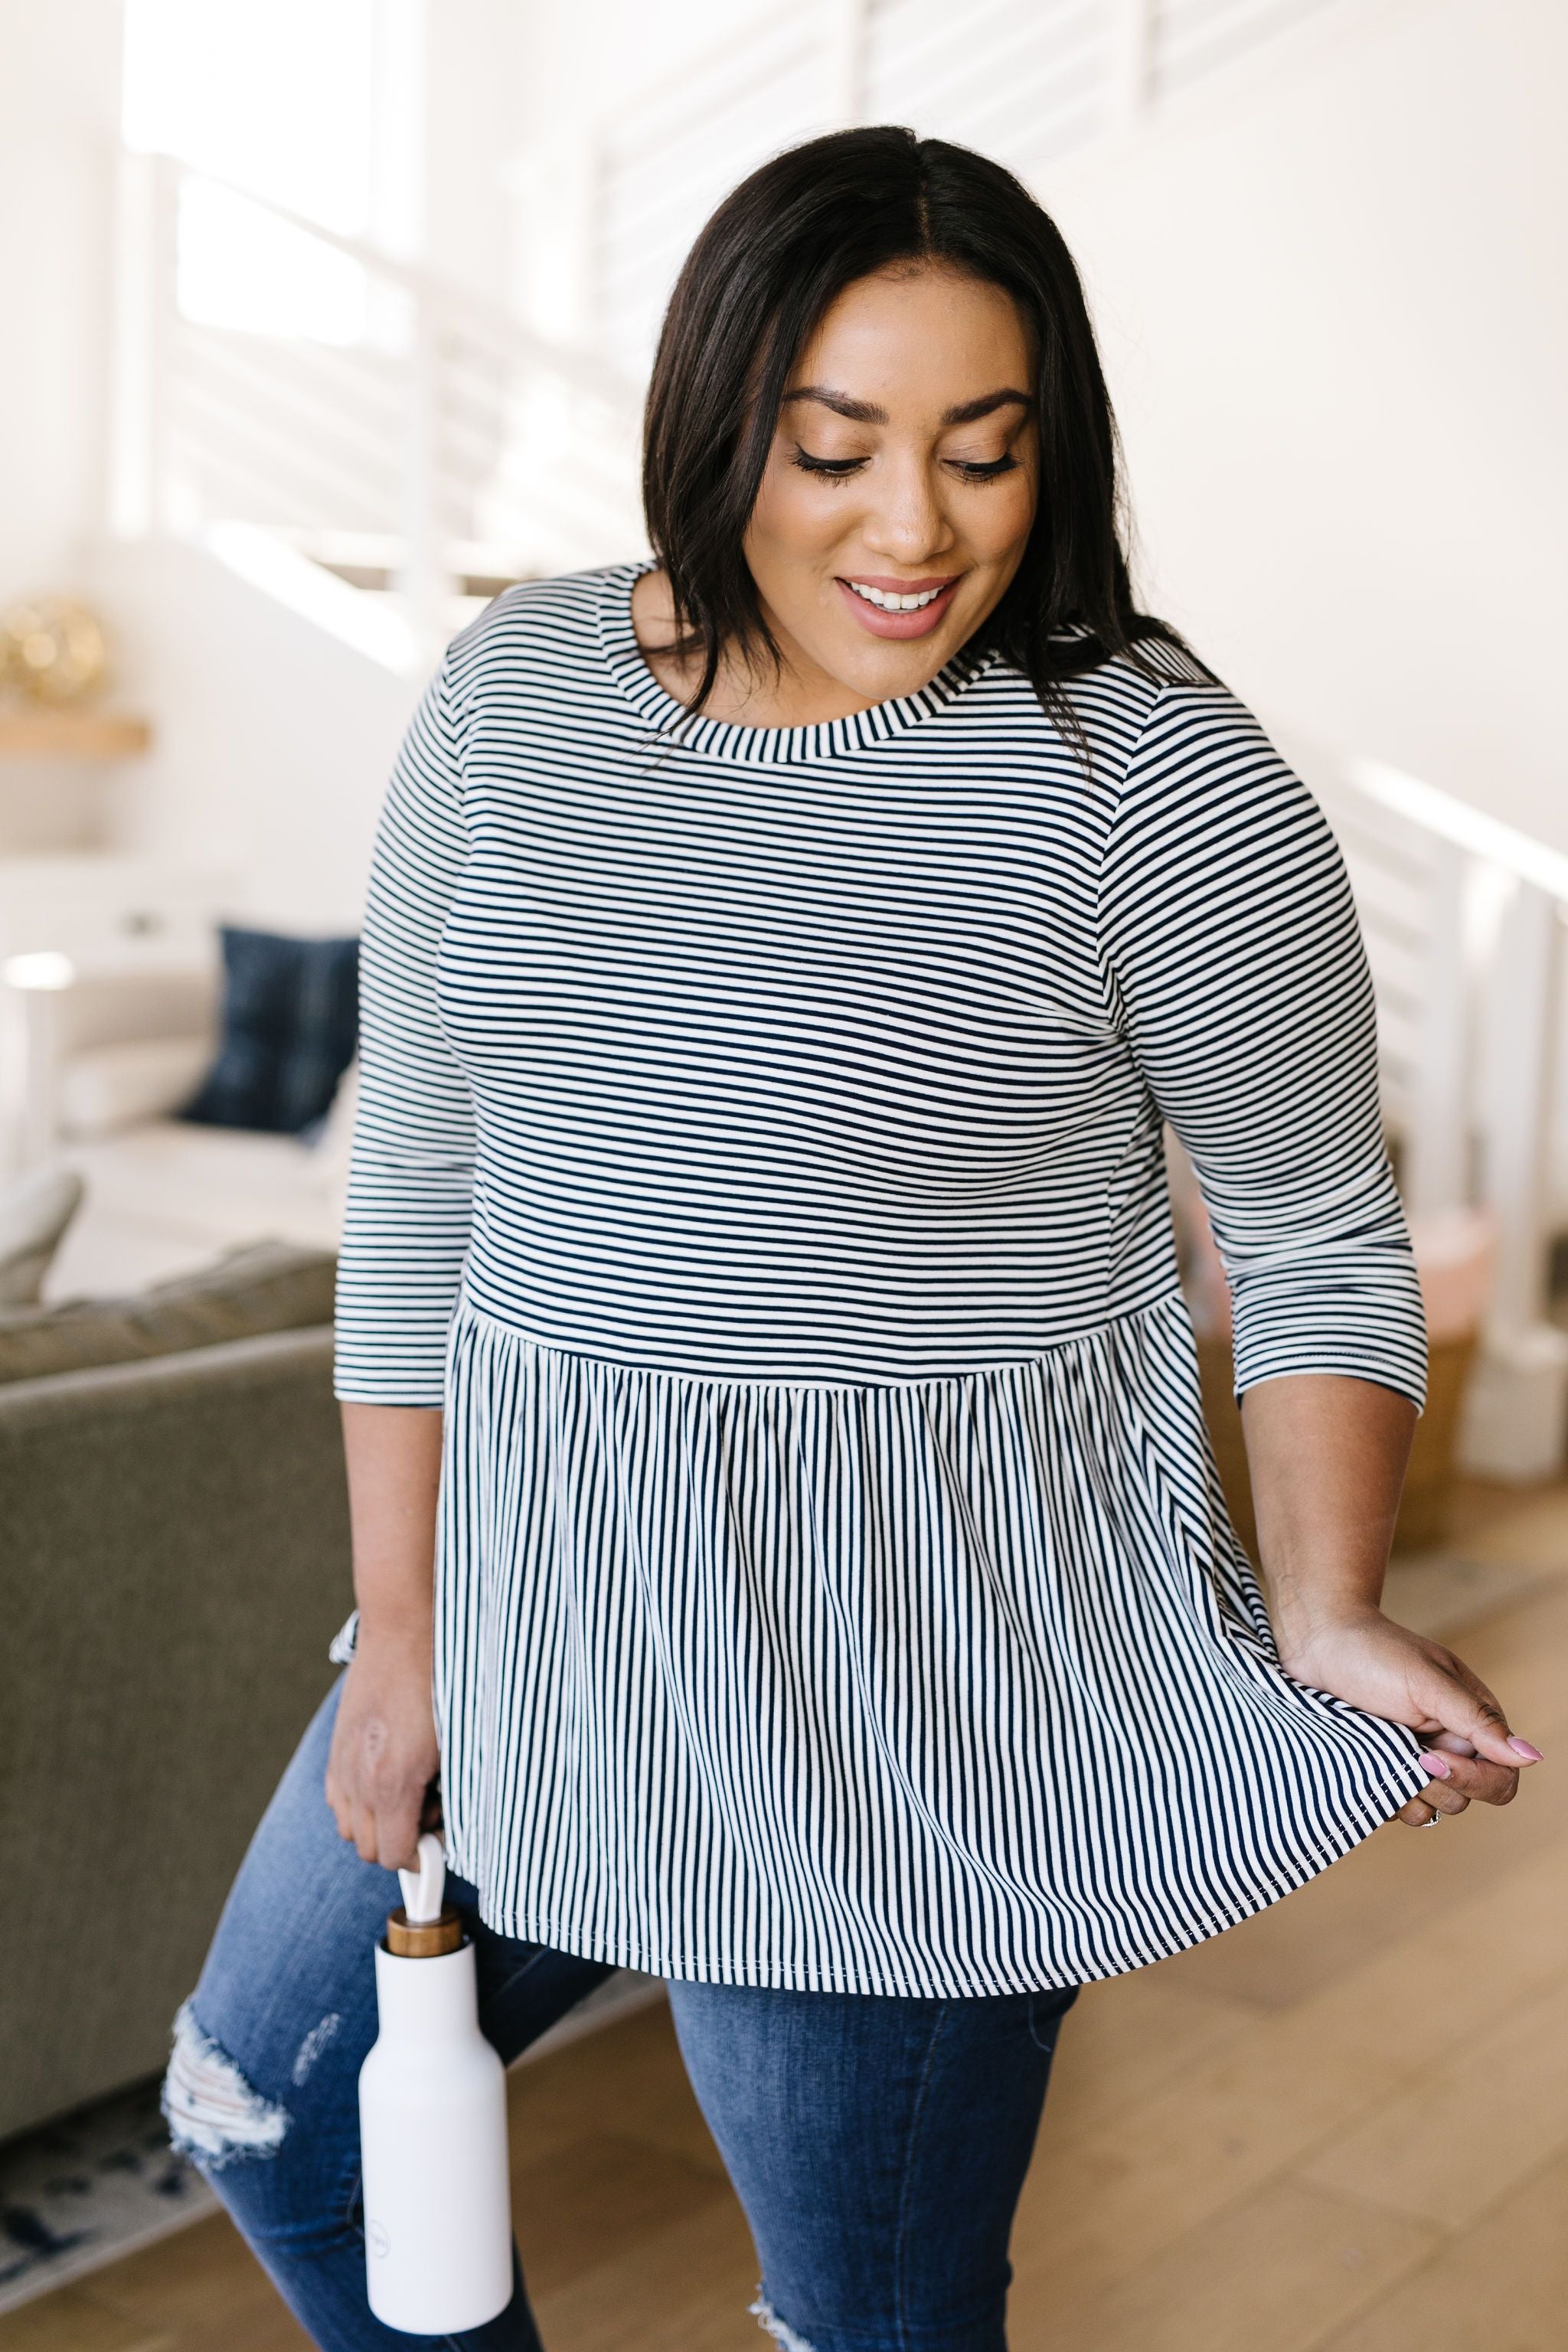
[332,557,1430,1996]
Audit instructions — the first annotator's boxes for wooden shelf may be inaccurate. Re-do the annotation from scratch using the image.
[0,708,152,760]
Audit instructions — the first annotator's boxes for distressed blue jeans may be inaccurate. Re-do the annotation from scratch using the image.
[165,1677,1078,2351]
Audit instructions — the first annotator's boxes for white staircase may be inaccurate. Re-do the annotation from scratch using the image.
[110,150,645,671]
[113,0,1365,635]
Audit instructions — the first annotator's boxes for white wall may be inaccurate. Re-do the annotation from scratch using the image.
[88,535,420,932]
[0,0,121,599]
[1042,0,1568,851]
[0,1,123,858]
[513,0,736,137]
[422,0,535,302]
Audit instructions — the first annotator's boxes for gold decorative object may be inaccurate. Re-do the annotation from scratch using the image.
[0,595,110,705]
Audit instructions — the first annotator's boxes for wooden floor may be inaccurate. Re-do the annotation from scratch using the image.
[6,1478,1565,2352]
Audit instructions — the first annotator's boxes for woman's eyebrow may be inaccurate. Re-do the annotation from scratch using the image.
[942,389,1031,425]
[781,387,888,423]
[780,386,1033,425]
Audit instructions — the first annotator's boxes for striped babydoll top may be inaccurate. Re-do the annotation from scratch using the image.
[331,557,1431,1997]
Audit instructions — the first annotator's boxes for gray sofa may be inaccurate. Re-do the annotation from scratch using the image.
[0,1246,352,2141]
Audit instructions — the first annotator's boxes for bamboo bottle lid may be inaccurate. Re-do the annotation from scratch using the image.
[385,1904,464,1958]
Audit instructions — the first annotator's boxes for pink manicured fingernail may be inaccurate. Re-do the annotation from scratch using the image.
[1508,1737,1544,1762]
[1419,1752,1452,1779]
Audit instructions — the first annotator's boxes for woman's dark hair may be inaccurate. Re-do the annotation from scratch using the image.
[642,126,1216,763]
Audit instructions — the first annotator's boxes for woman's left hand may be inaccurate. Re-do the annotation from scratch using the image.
[1276,1606,1544,1827]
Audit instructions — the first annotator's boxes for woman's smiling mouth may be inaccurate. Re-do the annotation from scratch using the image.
[835,573,962,637]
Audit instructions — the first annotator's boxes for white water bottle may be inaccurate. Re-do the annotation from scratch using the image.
[358,1835,513,2334]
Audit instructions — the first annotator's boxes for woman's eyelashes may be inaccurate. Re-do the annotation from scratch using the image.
[789,448,864,479]
[789,445,1021,484]
[949,455,1021,481]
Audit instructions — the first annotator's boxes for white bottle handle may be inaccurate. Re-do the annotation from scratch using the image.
[398,1831,446,1924]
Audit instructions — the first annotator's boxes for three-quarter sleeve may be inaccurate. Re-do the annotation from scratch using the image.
[333,655,476,1405]
[1097,679,1427,1412]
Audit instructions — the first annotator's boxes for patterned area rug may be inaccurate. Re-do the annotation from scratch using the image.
[0,2076,214,2314]
[0,1970,663,2315]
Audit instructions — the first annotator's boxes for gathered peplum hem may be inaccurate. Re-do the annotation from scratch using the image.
[429,1758,1418,1998]
[416,1289,1429,1997]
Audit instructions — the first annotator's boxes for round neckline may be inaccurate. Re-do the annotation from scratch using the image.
[596,557,1001,764]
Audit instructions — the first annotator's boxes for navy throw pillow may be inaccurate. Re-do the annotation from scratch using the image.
[181,926,359,1135]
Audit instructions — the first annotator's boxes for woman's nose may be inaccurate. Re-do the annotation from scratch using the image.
[858,458,954,565]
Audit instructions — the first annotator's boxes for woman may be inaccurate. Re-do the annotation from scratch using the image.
[165,128,1538,2351]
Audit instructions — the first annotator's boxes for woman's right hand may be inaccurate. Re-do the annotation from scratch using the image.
[325,1625,441,1870]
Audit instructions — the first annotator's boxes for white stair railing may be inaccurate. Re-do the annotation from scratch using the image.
[109,149,645,664]
[1296,740,1568,1477]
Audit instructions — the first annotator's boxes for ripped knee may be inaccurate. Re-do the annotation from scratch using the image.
[162,1999,290,2171]
[749,2293,818,2352]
